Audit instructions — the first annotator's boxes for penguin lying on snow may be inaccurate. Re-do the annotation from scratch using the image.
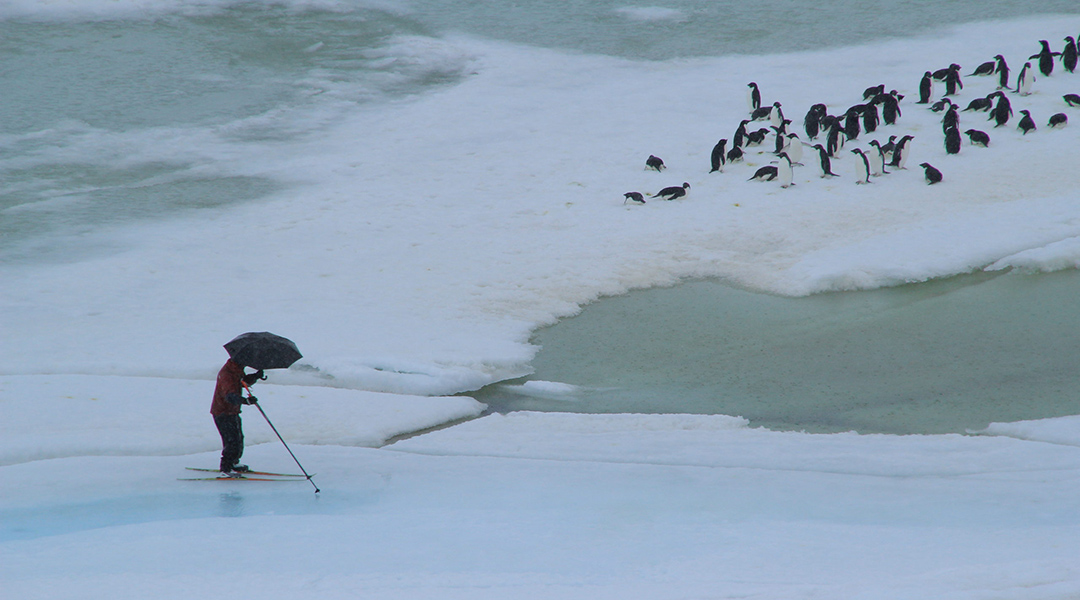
[919,162,943,185]
[1049,113,1068,128]
[964,129,990,147]
[1018,110,1036,134]
[623,192,646,205]
[645,155,666,171]
[748,166,778,182]
[652,183,690,200]
[1064,94,1080,107]
[968,60,996,76]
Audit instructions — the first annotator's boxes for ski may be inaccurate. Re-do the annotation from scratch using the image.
[185,467,309,477]
[179,475,301,482]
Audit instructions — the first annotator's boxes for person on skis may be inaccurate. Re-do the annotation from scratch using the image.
[211,358,264,476]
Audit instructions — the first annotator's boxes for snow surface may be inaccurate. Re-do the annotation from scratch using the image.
[3,11,1080,600]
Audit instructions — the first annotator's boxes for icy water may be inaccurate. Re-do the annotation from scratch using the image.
[476,270,1080,434]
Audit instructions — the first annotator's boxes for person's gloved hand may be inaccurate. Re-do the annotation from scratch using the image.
[243,395,258,405]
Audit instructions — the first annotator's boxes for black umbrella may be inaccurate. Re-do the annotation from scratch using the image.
[224,332,302,370]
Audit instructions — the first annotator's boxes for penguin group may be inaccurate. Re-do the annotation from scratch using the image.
[623,31,1080,202]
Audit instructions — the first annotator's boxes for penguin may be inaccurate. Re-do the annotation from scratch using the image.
[880,135,898,163]
[784,133,804,165]
[1048,113,1068,128]
[964,129,990,147]
[748,165,778,182]
[944,126,961,155]
[988,92,1013,127]
[1016,62,1034,96]
[889,135,914,169]
[863,84,885,101]
[941,104,959,133]
[623,192,646,205]
[1063,37,1078,73]
[709,139,728,173]
[1064,94,1080,107]
[962,95,994,112]
[866,140,888,176]
[776,152,795,188]
[652,182,690,200]
[811,144,840,177]
[843,108,861,141]
[750,105,773,121]
[992,55,1011,90]
[850,149,871,184]
[746,128,770,146]
[930,98,953,113]
[879,91,902,125]
[1030,40,1057,77]
[804,104,825,140]
[826,119,845,157]
[769,102,785,129]
[919,162,943,185]
[918,71,934,104]
[646,155,666,171]
[727,145,745,163]
[968,60,996,76]
[1017,110,1036,134]
[944,64,963,96]
[747,82,762,113]
[862,102,880,133]
[733,120,750,148]
[772,126,788,155]
[932,65,955,80]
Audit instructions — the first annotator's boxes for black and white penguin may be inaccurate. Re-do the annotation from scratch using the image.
[862,102,880,133]
[944,126,961,155]
[968,60,996,76]
[1030,40,1058,77]
[863,84,885,101]
[747,82,762,113]
[769,102,785,129]
[746,128,770,146]
[804,104,826,140]
[811,144,840,177]
[889,135,914,169]
[772,126,787,155]
[1049,113,1068,128]
[1018,110,1036,134]
[879,91,902,125]
[776,152,795,188]
[988,92,1013,127]
[994,55,1011,90]
[750,105,773,121]
[932,65,955,80]
[727,145,745,163]
[843,108,861,141]
[1063,37,1078,73]
[866,140,888,176]
[964,129,990,147]
[1064,94,1080,107]
[748,165,779,182]
[733,120,750,148]
[1016,62,1034,96]
[941,104,959,133]
[646,155,666,171]
[918,71,934,104]
[850,149,871,184]
[880,135,898,162]
[826,119,845,157]
[784,133,804,165]
[944,64,963,96]
[652,182,690,200]
[930,97,954,113]
[962,95,994,112]
[919,162,943,185]
[709,139,728,173]
[623,192,646,205]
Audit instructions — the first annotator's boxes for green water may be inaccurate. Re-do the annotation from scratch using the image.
[475,270,1080,434]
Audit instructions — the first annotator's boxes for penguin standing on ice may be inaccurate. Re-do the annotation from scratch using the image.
[769,102,786,129]
[1030,40,1058,77]
[993,55,1011,90]
[964,129,990,147]
[1016,62,1034,96]
[733,120,750,148]
[919,162,943,185]
[1018,109,1036,134]
[944,64,963,96]
[867,140,889,176]
[1062,37,1078,73]
[710,139,727,173]
[843,107,862,141]
[776,152,795,188]
[623,192,646,205]
[1048,113,1067,128]
[784,133,804,165]
[850,149,871,184]
[877,91,902,125]
[1065,94,1080,107]
[646,155,666,171]
[918,71,934,104]
[826,118,845,157]
[747,82,762,113]
[880,135,898,162]
[862,102,880,133]
[988,92,1013,127]
[941,103,959,133]
[804,104,826,139]
[811,144,840,177]
[652,182,690,200]
[890,135,914,169]
[944,126,961,154]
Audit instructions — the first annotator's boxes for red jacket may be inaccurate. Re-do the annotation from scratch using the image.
[211,359,246,416]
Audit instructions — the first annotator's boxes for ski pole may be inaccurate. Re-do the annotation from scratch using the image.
[244,383,320,494]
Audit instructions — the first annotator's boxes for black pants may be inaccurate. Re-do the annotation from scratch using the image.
[214,414,244,471]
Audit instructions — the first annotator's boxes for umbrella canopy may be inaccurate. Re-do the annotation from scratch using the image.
[224,332,302,370]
